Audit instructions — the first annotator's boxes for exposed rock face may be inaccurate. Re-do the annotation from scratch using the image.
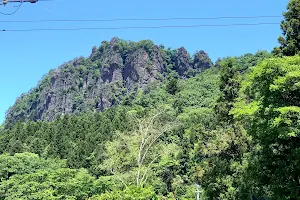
[124,48,164,89]
[5,38,213,125]
[193,50,213,72]
[174,47,191,78]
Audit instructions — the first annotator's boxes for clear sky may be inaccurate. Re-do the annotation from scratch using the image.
[0,0,289,124]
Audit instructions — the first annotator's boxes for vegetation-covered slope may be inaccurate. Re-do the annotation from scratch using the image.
[0,51,274,199]
[0,67,219,173]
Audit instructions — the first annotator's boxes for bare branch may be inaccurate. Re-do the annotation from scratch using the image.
[140,123,173,166]
[110,169,128,189]
[140,154,162,186]
[140,131,165,167]
[136,110,166,186]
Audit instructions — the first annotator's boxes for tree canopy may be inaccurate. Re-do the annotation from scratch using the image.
[273,0,300,56]
[232,56,300,199]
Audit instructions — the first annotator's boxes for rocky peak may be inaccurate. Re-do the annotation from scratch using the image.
[193,50,213,72]
[91,46,97,56]
[73,57,86,67]
[110,37,120,45]
[174,47,191,78]
[5,38,213,125]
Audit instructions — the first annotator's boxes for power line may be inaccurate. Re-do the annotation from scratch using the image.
[1,22,280,32]
[1,0,54,4]
[0,15,284,23]
[0,0,23,15]
[0,0,54,15]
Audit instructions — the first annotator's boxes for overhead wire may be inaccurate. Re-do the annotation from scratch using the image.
[0,3,283,31]
[0,0,23,15]
[0,0,54,15]
[1,22,280,32]
[0,15,285,23]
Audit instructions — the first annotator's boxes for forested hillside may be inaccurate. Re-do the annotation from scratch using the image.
[0,52,272,199]
[1,0,300,199]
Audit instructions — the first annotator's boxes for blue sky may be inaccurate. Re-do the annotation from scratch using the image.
[0,0,288,124]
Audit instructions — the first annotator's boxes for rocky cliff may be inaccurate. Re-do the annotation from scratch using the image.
[5,37,213,125]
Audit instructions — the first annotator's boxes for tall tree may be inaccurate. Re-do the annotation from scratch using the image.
[100,110,176,188]
[166,78,179,95]
[273,0,300,56]
[214,58,240,123]
[201,57,254,199]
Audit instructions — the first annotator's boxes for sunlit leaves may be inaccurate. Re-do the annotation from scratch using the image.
[233,55,300,199]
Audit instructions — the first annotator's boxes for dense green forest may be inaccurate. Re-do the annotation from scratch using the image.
[1,0,300,199]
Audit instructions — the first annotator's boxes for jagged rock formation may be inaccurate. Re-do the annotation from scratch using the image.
[5,38,213,125]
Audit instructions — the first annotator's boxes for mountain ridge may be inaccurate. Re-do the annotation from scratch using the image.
[4,37,213,126]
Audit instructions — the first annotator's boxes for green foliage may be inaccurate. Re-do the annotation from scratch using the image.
[195,54,272,199]
[3,33,289,199]
[194,125,252,199]
[177,68,220,109]
[217,50,272,73]
[214,51,272,123]
[214,58,241,123]
[0,152,65,181]
[232,56,300,199]
[0,65,222,199]
[273,0,300,56]
[99,110,178,188]
[166,78,179,95]
[0,107,131,176]
[0,153,107,200]
[90,186,158,200]
[0,169,104,200]
[235,51,273,72]
[113,38,156,61]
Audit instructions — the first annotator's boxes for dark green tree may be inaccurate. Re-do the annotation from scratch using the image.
[214,58,240,123]
[273,0,300,56]
[166,78,179,95]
